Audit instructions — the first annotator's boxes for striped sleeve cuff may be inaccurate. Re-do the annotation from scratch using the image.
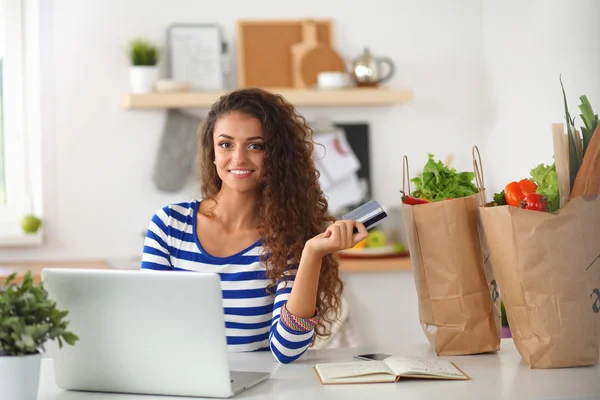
[269,320,314,364]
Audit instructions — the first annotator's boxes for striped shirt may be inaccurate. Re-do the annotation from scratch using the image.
[140,200,314,364]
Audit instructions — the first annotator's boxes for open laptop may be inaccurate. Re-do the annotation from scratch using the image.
[41,268,270,398]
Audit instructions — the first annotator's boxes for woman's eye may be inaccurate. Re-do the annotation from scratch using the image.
[219,142,232,149]
[249,143,264,150]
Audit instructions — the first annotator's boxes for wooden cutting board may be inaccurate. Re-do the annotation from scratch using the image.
[237,19,334,88]
[291,20,346,88]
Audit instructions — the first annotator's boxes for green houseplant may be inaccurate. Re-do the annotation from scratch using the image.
[127,38,160,94]
[0,271,78,400]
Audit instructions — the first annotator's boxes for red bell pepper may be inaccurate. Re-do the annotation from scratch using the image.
[504,179,538,207]
[400,191,430,205]
[521,193,547,211]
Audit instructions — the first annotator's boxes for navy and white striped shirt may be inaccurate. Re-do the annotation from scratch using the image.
[140,200,314,363]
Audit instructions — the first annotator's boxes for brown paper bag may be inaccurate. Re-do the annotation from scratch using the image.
[401,151,501,356]
[478,191,600,368]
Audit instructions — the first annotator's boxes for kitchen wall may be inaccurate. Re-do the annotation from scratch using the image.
[481,0,600,192]
[2,0,484,262]
[2,0,598,348]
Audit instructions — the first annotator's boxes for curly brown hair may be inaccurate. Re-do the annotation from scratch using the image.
[198,88,342,342]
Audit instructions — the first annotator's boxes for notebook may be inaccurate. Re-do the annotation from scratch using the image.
[314,355,470,385]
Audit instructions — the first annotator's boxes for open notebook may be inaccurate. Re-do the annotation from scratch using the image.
[314,355,470,385]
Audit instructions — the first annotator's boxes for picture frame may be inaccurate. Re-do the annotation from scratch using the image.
[167,24,226,91]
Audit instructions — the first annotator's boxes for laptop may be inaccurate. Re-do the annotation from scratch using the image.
[41,268,271,398]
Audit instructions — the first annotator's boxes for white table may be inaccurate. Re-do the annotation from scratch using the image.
[37,339,600,400]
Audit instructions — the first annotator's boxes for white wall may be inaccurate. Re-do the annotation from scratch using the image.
[481,0,600,195]
[2,0,485,261]
[7,0,598,348]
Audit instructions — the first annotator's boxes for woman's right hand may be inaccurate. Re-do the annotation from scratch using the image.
[304,220,368,259]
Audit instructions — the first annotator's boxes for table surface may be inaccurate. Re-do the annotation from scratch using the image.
[37,339,600,400]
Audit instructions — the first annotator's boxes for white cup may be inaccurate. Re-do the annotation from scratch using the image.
[317,72,350,89]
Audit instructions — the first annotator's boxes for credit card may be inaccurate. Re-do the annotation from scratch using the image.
[342,199,388,234]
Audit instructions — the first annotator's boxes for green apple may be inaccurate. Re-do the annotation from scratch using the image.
[21,214,42,233]
[392,242,405,253]
[366,229,387,248]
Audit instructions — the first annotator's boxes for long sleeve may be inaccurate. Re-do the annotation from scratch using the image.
[268,269,316,364]
[141,207,173,271]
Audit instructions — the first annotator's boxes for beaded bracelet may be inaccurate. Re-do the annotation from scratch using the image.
[280,302,319,332]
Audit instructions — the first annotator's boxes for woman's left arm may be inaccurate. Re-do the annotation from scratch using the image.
[268,220,367,363]
[286,220,367,318]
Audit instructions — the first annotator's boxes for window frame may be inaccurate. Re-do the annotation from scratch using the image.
[0,0,42,246]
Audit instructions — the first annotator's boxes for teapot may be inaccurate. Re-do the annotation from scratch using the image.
[351,47,395,87]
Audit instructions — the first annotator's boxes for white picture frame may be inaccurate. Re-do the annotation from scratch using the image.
[167,24,225,91]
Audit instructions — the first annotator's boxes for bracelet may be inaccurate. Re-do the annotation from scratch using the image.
[280,302,319,332]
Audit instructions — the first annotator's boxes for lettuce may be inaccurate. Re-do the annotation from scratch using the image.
[410,154,479,201]
[530,163,560,212]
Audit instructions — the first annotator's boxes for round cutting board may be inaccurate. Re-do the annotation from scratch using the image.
[300,45,346,88]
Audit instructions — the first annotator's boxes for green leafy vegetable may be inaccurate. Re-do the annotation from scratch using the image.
[530,163,560,212]
[578,95,599,155]
[493,190,507,206]
[560,75,582,192]
[410,154,478,201]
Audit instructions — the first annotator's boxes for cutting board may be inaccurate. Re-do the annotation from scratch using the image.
[237,19,334,88]
[290,20,346,89]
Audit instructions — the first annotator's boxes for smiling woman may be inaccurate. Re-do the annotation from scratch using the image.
[140,88,368,364]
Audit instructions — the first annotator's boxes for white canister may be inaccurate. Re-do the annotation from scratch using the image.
[0,352,43,400]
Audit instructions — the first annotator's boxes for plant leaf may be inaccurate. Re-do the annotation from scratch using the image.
[579,95,595,131]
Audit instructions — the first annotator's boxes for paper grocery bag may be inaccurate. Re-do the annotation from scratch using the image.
[401,153,501,356]
[478,195,600,369]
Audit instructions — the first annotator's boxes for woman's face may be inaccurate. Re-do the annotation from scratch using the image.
[213,111,266,194]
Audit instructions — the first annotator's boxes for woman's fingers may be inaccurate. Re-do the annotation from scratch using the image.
[351,221,368,246]
[327,224,341,244]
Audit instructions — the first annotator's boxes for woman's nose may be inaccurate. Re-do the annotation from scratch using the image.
[232,147,246,162]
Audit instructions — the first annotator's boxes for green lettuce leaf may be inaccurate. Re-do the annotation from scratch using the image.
[530,163,560,212]
[410,154,478,201]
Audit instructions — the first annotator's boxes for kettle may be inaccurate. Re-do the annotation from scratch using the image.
[351,47,395,87]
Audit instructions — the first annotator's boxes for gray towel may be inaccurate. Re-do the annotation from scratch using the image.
[152,109,203,192]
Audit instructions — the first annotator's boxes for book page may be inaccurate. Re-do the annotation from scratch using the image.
[315,360,394,380]
[384,356,467,379]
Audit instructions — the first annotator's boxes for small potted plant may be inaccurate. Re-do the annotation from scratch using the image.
[127,38,160,94]
[0,271,78,400]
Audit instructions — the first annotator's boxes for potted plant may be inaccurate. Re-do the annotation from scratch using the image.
[0,271,78,400]
[127,38,160,94]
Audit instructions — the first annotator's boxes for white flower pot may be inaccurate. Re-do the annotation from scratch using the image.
[0,352,42,400]
[129,66,159,94]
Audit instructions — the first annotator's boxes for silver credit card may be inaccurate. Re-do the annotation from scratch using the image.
[342,199,388,234]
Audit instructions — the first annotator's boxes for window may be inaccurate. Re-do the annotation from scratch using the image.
[0,0,42,245]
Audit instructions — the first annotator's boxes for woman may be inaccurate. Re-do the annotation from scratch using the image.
[141,88,367,363]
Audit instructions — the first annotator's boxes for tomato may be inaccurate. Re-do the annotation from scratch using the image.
[504,179,538,207]
[521,193,546,211]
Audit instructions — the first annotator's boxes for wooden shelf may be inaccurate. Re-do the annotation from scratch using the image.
[337,256,412,272]
[122,88,413,109]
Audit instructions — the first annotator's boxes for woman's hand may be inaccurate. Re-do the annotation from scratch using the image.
[304,220,369,259]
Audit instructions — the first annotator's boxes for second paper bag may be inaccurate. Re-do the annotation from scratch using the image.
[479,195,600,368]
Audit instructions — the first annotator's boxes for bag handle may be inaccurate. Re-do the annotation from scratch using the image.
[472,145,486,204]
[402,155,411,194]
